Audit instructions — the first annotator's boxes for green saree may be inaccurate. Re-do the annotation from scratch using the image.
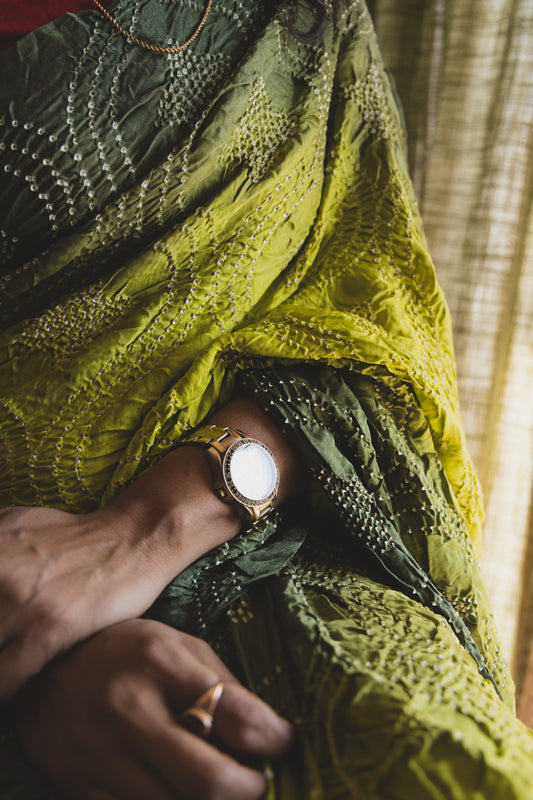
[1,0,533,796]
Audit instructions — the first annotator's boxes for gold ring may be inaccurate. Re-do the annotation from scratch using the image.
[180,682,224,738]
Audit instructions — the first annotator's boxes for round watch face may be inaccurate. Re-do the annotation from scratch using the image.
[224,440,279,505]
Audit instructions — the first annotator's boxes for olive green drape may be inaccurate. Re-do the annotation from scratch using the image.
[370,0,533,714]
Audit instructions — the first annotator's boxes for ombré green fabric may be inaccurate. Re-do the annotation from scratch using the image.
[2,0,533,797]
[0,0,480,545]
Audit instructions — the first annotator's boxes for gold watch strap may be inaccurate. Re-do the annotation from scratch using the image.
[182,425,246,450]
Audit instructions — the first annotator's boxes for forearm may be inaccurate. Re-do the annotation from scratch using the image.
[106,395,306,584]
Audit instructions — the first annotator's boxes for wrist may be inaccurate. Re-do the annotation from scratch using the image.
[104,446,242,581]
[102,396,305,584]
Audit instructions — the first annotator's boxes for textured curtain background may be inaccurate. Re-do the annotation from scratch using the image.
[369,0,533,720]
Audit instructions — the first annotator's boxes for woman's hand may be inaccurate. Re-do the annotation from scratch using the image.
[0,505,182,703]
[0,395,305,703]
[13,619,294,800]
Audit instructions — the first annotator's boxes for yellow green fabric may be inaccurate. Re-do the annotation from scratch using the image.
[1,0,533,797]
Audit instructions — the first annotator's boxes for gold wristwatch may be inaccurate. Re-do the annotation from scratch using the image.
[180,425,280,524]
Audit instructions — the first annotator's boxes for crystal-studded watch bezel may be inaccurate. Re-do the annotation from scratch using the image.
[221,438,279,507]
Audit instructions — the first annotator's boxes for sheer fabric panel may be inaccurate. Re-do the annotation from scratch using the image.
[372,0,533,714]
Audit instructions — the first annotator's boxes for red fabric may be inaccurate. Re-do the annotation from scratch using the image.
[0,0,113,53]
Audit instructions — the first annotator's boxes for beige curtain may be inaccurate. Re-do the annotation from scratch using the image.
[370,0,533,717]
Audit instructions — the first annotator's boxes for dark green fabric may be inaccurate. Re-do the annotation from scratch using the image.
[241,367,500,693]
[147,364,533,798]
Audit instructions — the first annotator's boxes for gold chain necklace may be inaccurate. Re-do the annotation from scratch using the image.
[91,0,213,53]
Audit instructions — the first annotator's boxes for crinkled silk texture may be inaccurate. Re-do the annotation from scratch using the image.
[0,0,532,797]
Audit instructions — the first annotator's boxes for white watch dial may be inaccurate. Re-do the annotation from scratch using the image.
[227,441,278,503]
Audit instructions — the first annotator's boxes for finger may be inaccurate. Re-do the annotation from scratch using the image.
[131,630,293,759]
[111,677,267,800]
[141,636,292,758]
[87,758,184,800]
[137,627,240,691]
[139,721,267,800]
[174,633,241,685]
[212,682,294,760]
[131,630,223,707]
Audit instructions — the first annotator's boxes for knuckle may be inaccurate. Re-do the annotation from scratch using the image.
[173,629,211,659]
[137,628,166,663]
[191,636,212,657]
[101,675,139,720]
[186,635,218,666]
[136,626,195,675]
